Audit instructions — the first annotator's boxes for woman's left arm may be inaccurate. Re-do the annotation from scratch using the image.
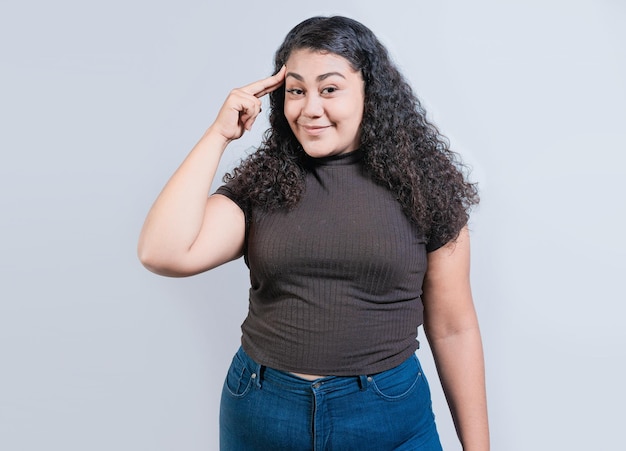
[422,226,489,451]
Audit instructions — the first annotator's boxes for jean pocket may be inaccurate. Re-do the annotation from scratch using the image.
[369,355,425,401]
[224,353,255,398]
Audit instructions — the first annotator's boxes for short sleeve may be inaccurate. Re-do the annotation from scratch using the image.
[425,221,467,253]
[214,183,247,217]
[425,237,446,253]
[213,181,251,265]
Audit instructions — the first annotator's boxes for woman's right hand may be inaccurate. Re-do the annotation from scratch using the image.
[138,66,287,277]
[210,65,286,142]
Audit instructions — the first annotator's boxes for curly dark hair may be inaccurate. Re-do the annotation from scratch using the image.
[224,16,479,245]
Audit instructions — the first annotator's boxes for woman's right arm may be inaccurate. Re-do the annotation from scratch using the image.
[137,67,286,277]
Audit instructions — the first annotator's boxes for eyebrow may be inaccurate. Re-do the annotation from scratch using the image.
[285,71,346,82]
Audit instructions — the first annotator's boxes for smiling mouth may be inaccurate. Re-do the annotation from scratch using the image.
[301,124,331,136]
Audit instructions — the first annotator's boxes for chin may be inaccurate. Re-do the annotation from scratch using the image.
[302,148,336,158]
[301,143,351,159]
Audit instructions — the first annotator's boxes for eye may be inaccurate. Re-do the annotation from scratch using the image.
[322,86,338,95]
[286,88,304,96]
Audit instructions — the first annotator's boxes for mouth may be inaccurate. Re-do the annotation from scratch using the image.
[300,124,331,136]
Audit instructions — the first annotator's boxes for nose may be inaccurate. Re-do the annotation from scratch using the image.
[302,93,323,118]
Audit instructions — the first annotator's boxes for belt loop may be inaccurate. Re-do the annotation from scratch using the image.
[253,362,264,389]
[358,375,369,391]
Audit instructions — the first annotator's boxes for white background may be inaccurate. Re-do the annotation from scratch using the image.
[1,1,624,450]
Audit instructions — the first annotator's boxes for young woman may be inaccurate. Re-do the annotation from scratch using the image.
[138,16,489,451]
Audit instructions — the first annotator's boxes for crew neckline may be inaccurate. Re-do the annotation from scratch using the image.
[302,149,364,167]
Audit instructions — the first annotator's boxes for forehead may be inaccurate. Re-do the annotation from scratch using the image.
[285,49,360,79]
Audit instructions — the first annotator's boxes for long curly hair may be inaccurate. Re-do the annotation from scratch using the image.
[224,16,479,245]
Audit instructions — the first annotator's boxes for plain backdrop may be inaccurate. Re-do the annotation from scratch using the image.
[1,1,625,450]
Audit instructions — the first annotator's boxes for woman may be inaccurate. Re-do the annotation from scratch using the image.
[138,16,489,451]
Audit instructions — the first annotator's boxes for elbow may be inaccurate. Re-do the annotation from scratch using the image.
[137,245,163,274]
[137,243,178,277]
[137,243,211,277]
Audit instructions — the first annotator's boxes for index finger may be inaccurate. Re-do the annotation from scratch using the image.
[243,65,286,98]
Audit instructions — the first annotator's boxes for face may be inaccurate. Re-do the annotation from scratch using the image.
[283,49,365,158]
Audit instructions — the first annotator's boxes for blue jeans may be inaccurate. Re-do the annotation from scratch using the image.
[220,347,443,450]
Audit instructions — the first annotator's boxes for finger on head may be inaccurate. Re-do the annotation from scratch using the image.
[251,66,286,98]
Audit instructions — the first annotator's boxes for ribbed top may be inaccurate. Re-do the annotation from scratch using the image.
[216,150,431,375]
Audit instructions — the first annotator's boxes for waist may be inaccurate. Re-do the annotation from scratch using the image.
[241,330,421,377]
[291,371,327,380]
[232,345,422,395]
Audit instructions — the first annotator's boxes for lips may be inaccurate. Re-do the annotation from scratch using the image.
[300,124,331,136]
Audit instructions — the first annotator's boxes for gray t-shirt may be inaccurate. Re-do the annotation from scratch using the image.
[216,149,441,375]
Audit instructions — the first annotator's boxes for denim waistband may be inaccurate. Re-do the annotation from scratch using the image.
[235,346,373,393]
